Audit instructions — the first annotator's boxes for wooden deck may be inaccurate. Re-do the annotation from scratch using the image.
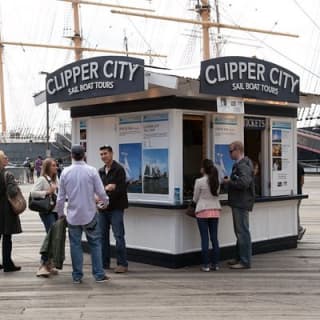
[1,176,320,319]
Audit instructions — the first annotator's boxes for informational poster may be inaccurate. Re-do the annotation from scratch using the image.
[119,116,143,142]
[271,120,294,195]
[79,120,87,152]
[217,97,244,114]
[213,115,242,182]
[119,116,143,193]
[142,114,169,194]
[143,114,169,148]
[118,113,169,195]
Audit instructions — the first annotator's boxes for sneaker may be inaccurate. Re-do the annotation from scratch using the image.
[50,268,59,276]
[227,259,239,266]
[47,263,59,275]
[229,263,250,270]
[36,265,50,277]
[73,279,82,284]
[114,265,128,273]
[298,227,306,241]
[210,264,220,271]
[200,265,210,272]
[96,275,110,283]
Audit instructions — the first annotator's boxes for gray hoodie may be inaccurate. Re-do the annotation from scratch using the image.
[227,157,255,211]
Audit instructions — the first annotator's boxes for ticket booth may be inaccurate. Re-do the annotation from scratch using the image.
[49,55,307,267]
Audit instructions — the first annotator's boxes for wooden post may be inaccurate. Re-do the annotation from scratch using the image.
[0,38,6,133]
[72,0,82,60]
[214,0,221,57]
[200,0,211,60]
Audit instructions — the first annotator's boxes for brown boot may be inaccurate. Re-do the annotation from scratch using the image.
[114,265,128,273]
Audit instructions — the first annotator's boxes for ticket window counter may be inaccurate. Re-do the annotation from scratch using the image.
[182,115,206,201]
[244,117,267,197]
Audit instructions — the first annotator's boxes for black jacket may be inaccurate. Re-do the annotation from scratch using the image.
[98,161,128,211]
[227,157,255,211]
[0,169,22,235]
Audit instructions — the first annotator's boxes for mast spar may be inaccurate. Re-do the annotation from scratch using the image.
[0,30,6,133]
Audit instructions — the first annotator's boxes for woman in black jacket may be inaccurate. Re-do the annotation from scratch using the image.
[0,150,22,272]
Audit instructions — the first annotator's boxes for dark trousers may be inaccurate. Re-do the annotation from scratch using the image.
[0,234,14,268]
[231,207,252,267]
[98,209,128,268]
[196,218,220,266]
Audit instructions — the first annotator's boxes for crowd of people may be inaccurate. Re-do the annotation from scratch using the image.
[0,140,305,282]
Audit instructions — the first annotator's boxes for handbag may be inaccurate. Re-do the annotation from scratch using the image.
[5,172,27,215]
[185,201,196,218]
[29,176,57,213]
[28,193,55,212]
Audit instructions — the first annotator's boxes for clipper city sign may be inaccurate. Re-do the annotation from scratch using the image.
[46,56,145,104]
[200,56,300,103]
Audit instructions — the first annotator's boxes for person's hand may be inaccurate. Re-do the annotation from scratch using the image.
[223,176,230,184]
[105,184,116,191]
[47,185,56,195]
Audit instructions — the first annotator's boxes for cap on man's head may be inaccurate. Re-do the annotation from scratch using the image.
[99,145,113,152]
[71,144,85,156]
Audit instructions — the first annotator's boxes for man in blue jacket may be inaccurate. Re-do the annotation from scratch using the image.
[224,141,255,269]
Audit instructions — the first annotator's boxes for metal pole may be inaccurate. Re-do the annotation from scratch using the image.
[41,72,51,157]
[46,99,50,157]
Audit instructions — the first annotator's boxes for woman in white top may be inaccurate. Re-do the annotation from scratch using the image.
[193,159,221,272]
[30,158,58,277]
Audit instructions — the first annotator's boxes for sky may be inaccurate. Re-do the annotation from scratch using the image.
[1,0,320,135]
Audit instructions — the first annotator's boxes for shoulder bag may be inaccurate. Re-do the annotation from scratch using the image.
[5,172,27,215]
[185,201,196,218]
[28,177,57,213]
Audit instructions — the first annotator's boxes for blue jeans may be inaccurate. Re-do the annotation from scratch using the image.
[98,209,128,268]
[39,212,58,263]
[231,207,252,267]
[196,218,220,266]
[68,214,105,281]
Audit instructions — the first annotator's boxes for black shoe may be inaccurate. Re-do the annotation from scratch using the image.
[298,227,306,241]
[0,264,3,270]
[229,263,250,270]
[227,259,239,266]
[4,265,21,272]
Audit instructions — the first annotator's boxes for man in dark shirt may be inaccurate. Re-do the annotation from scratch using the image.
[297,162,306,240]
[98,145,129,273]
[224,141,255,269]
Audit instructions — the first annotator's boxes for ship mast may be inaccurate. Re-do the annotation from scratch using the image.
[0,31,6,133]
[199,0,211,60]
[0,1,164,134]
[111,3,299,60]
[72,0,82,60]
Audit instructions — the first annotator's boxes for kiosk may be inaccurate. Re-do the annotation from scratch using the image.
[49,55,306,267]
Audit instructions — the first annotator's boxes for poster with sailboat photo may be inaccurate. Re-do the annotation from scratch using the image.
[119,113,169,195]
[119,143,142,193]
[143,149,169,194]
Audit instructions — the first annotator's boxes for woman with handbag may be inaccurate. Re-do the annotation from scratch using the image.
[193,159,221,272]
[0,150,22,272]
[30,158,59,277]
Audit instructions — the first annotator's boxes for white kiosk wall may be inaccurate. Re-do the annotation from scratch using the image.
[72,110,298,256]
